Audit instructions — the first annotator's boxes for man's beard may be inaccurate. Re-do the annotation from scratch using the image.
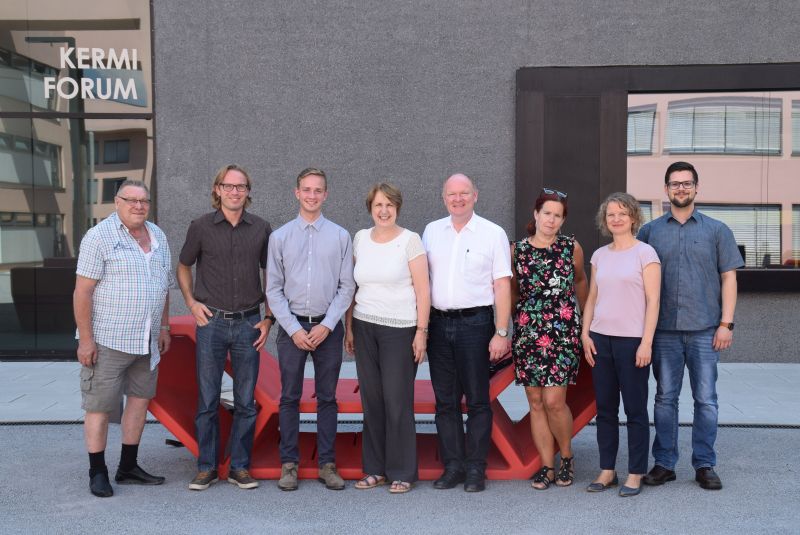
[670,194,694,208]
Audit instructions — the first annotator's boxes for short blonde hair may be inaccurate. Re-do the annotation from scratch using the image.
[365,182,403,215]
[211,164,252,210]
[596,192,643,237]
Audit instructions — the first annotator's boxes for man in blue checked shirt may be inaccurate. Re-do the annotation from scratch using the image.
[74,180,173,498]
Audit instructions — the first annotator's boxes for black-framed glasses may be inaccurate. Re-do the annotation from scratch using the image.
[667,180,696,190]
[116,196,151,207]
[218,183,250,192]
[543,188,568,199]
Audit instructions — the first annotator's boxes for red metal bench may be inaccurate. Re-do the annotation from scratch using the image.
[151,316,597,480]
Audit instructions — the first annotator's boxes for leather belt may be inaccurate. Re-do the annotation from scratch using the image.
[431,306,492,318]
[208,306,260,320]
[293,313,326,324]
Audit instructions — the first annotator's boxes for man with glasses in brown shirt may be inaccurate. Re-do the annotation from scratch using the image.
[178,164,273,491]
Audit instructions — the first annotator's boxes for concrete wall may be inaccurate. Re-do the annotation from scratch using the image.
[153,1,800,362]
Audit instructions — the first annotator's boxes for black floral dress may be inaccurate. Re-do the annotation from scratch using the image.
[512,235,582,387]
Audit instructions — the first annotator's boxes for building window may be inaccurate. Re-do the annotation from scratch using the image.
[695,203,781,268]
[102,177,127,203]
[103,139,130,164]
[792,205,800,262]
[0,47,58,111]
[88,179,99,204]
[0,133,60,188]
[665,97,781,155]
[638,201,653,223]
[627,106,656,155]
[792,101,800,156]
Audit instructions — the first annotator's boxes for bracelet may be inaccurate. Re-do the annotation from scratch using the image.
[160,325,171,331]
[416,327,429,333]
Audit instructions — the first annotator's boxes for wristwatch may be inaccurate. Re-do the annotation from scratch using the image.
[719,321,734,330]
[160,325,171,332]
[265,314,277,323]
[496,329,508,338]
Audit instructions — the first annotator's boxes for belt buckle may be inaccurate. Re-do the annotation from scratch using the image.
[223,311,236,320]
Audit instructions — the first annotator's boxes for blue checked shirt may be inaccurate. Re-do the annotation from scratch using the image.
[76,212,175,369]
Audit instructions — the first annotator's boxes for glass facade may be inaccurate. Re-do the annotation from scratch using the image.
[0,0,153,357]
[628,91,800,270]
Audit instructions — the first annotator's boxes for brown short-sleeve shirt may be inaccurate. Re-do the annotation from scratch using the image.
[179,210,271,311]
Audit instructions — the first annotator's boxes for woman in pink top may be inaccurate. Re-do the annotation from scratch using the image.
[581,192,661,497]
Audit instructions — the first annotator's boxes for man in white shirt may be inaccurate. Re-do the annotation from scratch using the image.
[422,173,512,492]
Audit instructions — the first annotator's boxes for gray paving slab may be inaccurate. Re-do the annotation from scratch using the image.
[0,424,797,535]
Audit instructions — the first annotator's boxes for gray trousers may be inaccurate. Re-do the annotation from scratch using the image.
[352,318,419,482]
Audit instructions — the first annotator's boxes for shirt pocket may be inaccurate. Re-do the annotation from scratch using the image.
[463,248,491,283]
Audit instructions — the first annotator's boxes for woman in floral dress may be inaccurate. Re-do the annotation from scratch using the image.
[512,188,588,490]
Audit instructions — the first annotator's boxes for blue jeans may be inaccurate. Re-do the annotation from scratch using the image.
[651,328,719,470]
[427,307,494,473]
[195,313,260,472]
[275,321,344,466]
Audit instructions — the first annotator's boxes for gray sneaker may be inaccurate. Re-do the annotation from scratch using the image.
[278,462,298,491]
[188,469,219,491]
[318,462,345,490]
[227,469,259,489]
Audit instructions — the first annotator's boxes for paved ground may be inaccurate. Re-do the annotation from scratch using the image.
[1,360,798,534]
[1,424,797,535]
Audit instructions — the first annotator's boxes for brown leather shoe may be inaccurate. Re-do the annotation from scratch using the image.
[318,462,345,490]
[695,467,722,490]
[278,462,298,491]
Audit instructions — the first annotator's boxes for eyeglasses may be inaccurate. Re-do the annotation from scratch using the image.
[543,188,567,199]
[667,180,696,190]
[218,183,250,192]
[117,196,151,207]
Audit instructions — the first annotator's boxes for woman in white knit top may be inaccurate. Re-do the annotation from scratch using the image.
[345,182,430,494]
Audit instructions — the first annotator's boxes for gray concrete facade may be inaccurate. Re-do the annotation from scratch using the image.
[153,1,800,362]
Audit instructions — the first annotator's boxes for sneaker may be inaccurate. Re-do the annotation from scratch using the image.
[318,462,345,490]
[227,469,259,489]
[278,462,298,491]
[188,469,219,491]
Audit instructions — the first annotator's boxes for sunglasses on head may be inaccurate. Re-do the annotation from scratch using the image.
[542,188,567,199]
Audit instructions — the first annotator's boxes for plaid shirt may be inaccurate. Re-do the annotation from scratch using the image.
[76,212,175,369]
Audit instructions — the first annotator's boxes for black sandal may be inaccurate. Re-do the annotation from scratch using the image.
[531,466,555,490]
[556,456,575,487]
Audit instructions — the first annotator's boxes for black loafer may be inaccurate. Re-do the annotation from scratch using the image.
[90,471,113,498]
[642,465,676,486]
[586,473,618,492]
[433,469,466,490]
[115,465,165,485]
[618,484,642,497]
[464,469,486,493]
[695,467,722,490]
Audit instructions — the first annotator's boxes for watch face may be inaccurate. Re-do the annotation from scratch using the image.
[497,329,508,337]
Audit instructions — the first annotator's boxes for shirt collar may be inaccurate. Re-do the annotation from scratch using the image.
[446,213,478,232]
[666,207,699,223]
[213,209,254,225]
[295,213,326,231]
[112,212,159,250]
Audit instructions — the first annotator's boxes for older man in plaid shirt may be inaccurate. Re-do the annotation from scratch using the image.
[74,179,173,498]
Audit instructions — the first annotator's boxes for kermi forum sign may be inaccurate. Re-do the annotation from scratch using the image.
[44,47,140,100]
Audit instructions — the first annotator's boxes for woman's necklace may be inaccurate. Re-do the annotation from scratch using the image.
[530,233,557,249]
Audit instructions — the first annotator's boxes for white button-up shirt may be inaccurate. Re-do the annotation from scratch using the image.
[422,213,511,310]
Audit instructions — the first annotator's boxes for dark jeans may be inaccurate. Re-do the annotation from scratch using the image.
[353,318,418,482]
[589,332,650,474]
[276,321,344,466]
[195,313,260,472]
[427,307,494,473]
